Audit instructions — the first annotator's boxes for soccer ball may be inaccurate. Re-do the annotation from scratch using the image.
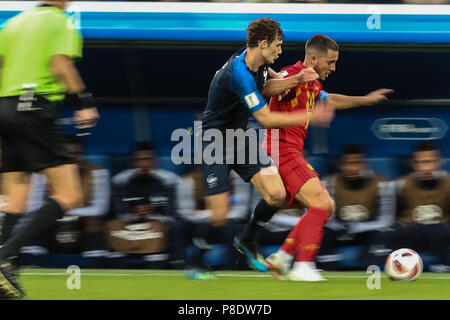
[385,248,423,281]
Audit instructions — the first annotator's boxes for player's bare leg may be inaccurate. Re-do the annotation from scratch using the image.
[234,166,286,271]
[0,172,31,245]
[1,172,31,214]
[0,164,84,297]
[0,165,84,250]
[294,177,335,214]
[42,164,84,211]
[0,172,31,297]
[205,192,230,227]
[267,177,334,281]
[250,166,286,208]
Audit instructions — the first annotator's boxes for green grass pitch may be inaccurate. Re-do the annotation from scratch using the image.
[16,268,450,300]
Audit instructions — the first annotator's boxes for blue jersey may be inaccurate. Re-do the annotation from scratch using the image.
[202,48,268,132]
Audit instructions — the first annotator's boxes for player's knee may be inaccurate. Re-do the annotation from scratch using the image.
[264,187,286,207]
[309,191,333,214]
[328,198,335,217]
[70,190,84,209]
[3,203,27,215]
[52,190,84,211]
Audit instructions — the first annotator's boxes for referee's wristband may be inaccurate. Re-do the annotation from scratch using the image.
[66,90,96,110]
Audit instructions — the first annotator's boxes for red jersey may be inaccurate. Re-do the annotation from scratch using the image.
[264,61,323,159]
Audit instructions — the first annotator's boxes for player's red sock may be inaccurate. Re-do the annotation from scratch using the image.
[295,207,330,262]
[280,218,302,256]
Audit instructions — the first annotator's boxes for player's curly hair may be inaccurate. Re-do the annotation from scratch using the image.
[246,17,284,48]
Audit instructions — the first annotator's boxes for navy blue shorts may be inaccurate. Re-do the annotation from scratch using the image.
[199,138,273,196]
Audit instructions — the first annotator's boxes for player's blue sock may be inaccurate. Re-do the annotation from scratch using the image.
[196,222,227,245]
[188,223,215,269]
[240,199,279,243]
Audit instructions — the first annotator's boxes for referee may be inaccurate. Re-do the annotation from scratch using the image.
[0,0,99,298]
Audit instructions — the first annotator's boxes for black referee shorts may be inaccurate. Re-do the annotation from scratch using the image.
[0,96,71,173]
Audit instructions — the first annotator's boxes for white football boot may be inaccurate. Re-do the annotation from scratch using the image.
[265,251,292,280]
[286,262,326,282]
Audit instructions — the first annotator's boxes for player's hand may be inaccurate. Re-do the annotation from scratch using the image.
[309,101,335,127]
[364,88,394,105]
[277,91,290,101]
[296,67,319,84]
[74,107,100,129]
[271,71,290,101]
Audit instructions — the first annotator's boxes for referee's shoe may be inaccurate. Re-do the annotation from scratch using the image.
[0,258,25,299]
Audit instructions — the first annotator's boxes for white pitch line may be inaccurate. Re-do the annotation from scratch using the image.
[20,272,450,280]
[20,272,270,277]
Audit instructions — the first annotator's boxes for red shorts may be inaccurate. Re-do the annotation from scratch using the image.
[277,153,319,206]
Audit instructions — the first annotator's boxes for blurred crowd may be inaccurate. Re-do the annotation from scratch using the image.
[2,136,448,272]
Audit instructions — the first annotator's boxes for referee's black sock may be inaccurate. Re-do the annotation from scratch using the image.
[0,212,22,245]
[240,199,279,243]
[0,199,64,259]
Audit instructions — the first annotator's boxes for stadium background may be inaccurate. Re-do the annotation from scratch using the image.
[1,1,449,270]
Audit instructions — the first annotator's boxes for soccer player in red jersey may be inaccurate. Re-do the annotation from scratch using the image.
[263,35,392,281]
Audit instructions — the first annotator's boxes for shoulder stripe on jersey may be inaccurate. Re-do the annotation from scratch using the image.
[229,51,266,112]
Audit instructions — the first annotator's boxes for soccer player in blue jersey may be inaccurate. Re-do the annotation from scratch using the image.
[194,17,334,277]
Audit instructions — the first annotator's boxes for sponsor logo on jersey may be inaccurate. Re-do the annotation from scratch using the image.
[412,204,443,224]
[206,173,219,189]
[122,197,145,202]
[339,205,370,221]
[149,195,169,206]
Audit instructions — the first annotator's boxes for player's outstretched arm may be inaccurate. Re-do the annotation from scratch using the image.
[265,67,290,101]
[252,103,333,129]
[261,67,319,98]
[328,88,393,110]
